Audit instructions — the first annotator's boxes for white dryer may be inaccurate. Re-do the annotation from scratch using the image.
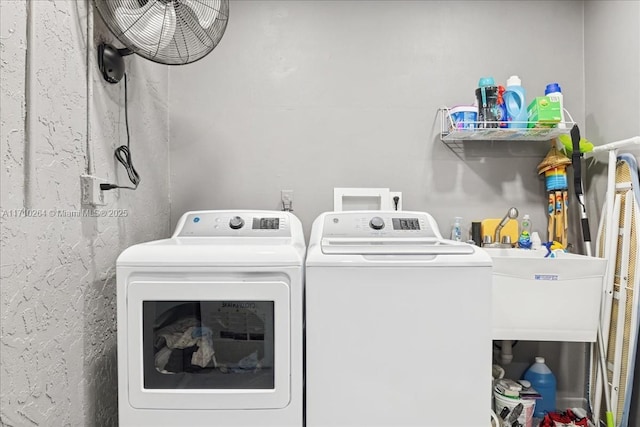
[116,210,305,427]
[305,211,492,427]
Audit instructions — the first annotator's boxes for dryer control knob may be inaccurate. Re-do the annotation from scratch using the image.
[229,216,245,229]
[369,217,385,230]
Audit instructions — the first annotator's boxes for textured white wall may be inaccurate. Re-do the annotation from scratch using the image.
[0,1,170,426]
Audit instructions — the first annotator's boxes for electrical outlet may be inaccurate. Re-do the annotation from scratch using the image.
[81,175,106,206]
[281,190,293,212]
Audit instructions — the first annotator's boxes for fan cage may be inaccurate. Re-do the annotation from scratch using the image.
[95,0,229,65]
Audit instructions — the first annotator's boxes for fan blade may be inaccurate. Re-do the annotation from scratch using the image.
[182,0,221,29]
[115,0,177,53]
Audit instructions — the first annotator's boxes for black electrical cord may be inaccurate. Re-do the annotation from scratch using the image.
[101,73,140,191]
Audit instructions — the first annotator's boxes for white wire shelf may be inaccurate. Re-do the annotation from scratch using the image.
[439,107,575,147]
[443,126,574,141]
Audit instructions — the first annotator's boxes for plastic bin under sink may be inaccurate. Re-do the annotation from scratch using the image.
[484,248,607,342]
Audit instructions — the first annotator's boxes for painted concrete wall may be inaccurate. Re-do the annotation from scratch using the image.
[0,1,170,425]
[584,0,640,219]
[584,1,640,423]
[168,0,588,401]
[169,0,586,241]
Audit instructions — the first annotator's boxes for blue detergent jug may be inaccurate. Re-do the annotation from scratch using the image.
[504,75,528,128]
[523,356,557,417]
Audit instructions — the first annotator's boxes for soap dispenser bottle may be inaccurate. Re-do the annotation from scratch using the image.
[451,217,463,242]
[518,214,532,249]
[521,214,532,235]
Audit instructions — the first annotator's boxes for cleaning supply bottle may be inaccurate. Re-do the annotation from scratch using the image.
[451,217,462,242]
[545,83,566,128]
[518,214,532,249]
[530,232,542,250]
[523,356,557,418]
[497,85,508,128]
[475,77,499,128]
[521,214,532,236]
[504,75,528,128]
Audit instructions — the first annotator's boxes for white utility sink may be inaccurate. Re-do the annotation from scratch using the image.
[483,248,607,342]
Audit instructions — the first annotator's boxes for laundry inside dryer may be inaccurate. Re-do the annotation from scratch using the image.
[143,300,275,390]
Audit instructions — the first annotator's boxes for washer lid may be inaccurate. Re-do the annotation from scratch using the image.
[321,237,475,255]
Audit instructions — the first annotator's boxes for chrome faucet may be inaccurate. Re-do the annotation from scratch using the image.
[485,207,519,248]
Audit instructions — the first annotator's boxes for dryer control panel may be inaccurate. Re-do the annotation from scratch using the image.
[321,211,441,238]
[175,211,291,237]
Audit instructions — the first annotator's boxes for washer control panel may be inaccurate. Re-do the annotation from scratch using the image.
[176,212,290,237]
[322,212,440,238]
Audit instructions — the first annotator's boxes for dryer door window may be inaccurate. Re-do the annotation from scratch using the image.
[126,280,291,410]
[143,300,275,390]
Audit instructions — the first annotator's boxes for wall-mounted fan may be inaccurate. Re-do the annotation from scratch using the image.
[92,0,228,193]
[94,0,229,83]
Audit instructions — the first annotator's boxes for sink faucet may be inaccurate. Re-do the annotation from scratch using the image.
[485,207,519,248]
[494,207,519,244]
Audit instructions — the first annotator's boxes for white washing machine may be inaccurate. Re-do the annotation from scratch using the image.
[305,211,493,427]
[116,210,305,427]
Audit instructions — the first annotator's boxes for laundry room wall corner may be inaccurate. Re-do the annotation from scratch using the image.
[584,1,640,424]
[584,0,640,244]
[0,1,171,426]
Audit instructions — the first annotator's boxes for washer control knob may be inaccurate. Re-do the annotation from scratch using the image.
[369,217,385,230]
[229,216,245,229]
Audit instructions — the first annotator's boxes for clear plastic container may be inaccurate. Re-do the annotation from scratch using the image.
[451,217,462,242]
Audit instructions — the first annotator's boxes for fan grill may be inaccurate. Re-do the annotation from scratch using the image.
[95,0,229,65]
